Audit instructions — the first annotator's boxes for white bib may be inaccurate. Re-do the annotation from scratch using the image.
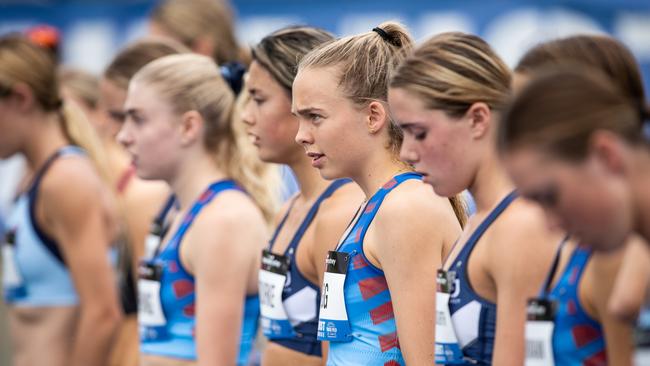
[317,251,352,342]
[525,298,556,366]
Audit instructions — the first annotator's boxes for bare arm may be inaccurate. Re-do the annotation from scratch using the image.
[42,159,121,366]
[585,249,634,365]
[488,203,561,366]
[370,185,461,365]
[608,236,650,322]
[185,192,267,366]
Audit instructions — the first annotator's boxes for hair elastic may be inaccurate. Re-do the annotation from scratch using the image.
[372,27,401,47]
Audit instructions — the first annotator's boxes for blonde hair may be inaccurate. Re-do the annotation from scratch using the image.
[299,21,412,156]
[133,54,277,222]
[0,34,111,183]
[58,67,99,110]
[299,23,467,226]
[390,32,511,118]
[150,0,246,65]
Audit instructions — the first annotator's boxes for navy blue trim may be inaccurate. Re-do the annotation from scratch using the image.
[28,146,85,266]
[539,236,570,297]
[454,190,519,307]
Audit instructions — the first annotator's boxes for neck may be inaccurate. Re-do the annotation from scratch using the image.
[468,148,514,213]
[22,112,70,171]
[289,155,330,201]
[352,150,408,198]
[630,150,650,242]
[169,151,227,210]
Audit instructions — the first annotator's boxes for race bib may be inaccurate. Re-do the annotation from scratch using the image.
[435,270,465,364]
[144,223,163,260]
[525,298,556,366]
[259,249,295,338]
[317,251,352,342]
[138,260,168,341]
[2,229,26,300]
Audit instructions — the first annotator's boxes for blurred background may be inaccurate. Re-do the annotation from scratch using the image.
[1,0,649,364]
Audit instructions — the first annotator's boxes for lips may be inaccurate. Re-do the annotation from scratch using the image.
[306,151,325,168]
[246,132,260,146]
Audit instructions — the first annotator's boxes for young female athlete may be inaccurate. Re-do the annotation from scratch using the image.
[500,59,650,366]
[118,53,274,365]
[242,26,365,366]
[505,34,646,365]
[292,22,465,365]
[96,38,191,366]
[0,34,121,366]
[388,32,563,365]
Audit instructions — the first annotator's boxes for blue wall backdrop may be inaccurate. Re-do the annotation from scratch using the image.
[1,0,649,89]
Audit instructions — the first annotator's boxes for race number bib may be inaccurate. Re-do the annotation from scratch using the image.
[2,229,26,300]
[259,249,295,338]
[525,298,556,366]
[138,260,168,341]
[435,270,465,364]
[317,251,352,342]
[144,223,163,260]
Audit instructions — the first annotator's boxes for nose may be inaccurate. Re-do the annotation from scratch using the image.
[399,136,419,165]
[116,121,133,148]
[295,119,314,147]
[240,98,255,127]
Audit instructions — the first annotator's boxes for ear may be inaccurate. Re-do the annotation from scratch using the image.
[192,35,215,58]
[9,83,37,112]
[179,110,204,146]
[588,130,627,175]
[464,102,492,140]
[366,100,388,135]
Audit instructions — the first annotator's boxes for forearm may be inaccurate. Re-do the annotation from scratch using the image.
[70,305,121,366]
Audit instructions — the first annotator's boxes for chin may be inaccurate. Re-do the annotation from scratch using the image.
[318,166,344,181]
[430,181,462,198]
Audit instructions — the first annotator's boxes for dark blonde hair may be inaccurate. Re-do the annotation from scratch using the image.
[252,25,334,94]
[133,54,277,222]
[0,34,109,181]
[104,38,189,91]
[150,0,246,65]
[390,32,511,118]
[500,68,649,160]
[515,34,646,112]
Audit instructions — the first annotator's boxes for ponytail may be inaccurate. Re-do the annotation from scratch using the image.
[58,100,113,185]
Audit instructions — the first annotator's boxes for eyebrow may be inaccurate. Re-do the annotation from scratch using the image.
[293,107,324,117]
[397,121,423,129]
[124,108,142,117]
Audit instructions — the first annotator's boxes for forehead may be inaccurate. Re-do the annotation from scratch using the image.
[124,80,168,112]
[388,87,429,117]
[292,66,344,108]
[99,78,126,107]
[247,61,274,87]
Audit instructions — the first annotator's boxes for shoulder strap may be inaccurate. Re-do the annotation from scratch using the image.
[340,172,421,248]
[284,179,351,253]
[166,180,241,251]
[28,145,86,265]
